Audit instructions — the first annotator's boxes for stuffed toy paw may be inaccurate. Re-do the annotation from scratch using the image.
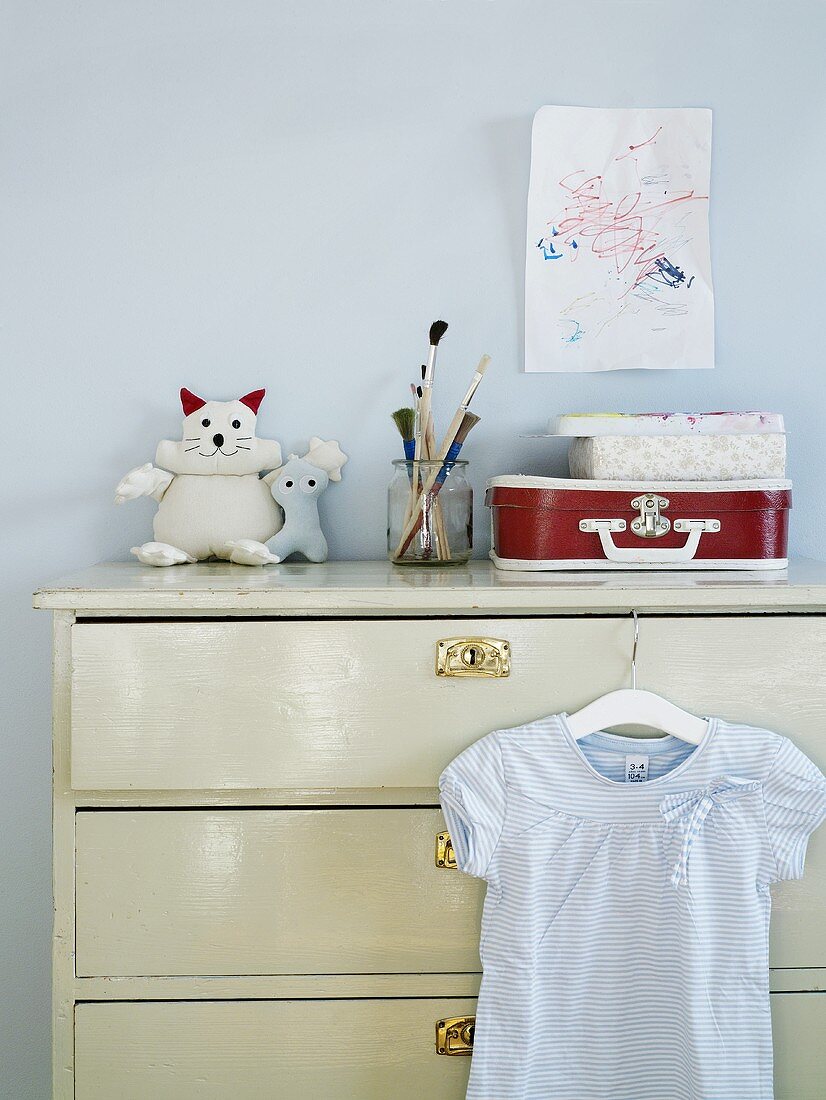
[222,539,280,566]
[115,463,173,504]
[131,542,196,567]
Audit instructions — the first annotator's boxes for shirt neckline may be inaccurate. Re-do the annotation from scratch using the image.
[556,712,720,789]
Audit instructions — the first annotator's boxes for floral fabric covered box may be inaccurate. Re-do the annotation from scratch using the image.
[568,434,787,481]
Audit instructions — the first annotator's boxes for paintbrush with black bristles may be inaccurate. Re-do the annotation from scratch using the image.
[413,320,448,492]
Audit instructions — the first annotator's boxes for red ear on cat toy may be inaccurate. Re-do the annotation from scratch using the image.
[239,389,266,414]
[180,388,266,416]
[180,388,207,416]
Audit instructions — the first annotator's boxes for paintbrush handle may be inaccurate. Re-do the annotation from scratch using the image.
[401,438,420,528]
[425,411,451,561]
[411,385,431,503]
[435,440,462,482]
[413,386,436,552]
[415,387,433,460]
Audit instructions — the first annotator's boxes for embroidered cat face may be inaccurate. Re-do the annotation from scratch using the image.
[155,388,282,476]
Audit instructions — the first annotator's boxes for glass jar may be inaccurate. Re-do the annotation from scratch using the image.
[388,458,472,565]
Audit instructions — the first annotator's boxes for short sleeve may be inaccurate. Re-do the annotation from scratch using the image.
[438,731,507,881]
[763,737,826,882]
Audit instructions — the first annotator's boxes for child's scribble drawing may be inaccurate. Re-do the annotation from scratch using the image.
[525,107,714,372]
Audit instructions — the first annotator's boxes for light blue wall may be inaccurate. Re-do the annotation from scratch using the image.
[3,1,825,1092]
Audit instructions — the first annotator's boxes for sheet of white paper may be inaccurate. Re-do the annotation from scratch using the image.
[525,106,714,372]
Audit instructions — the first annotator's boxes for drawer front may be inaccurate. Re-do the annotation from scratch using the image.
[74,999,477,1100]
[75,807,824,980]
[773,991,826,1098]
[73,993,826,1099]
[70,615,826,792]
[770,828,826,967]
[69,617,631,790]
[76,808,484,977]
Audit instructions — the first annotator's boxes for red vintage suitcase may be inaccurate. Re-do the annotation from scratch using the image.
[486,476,791,571]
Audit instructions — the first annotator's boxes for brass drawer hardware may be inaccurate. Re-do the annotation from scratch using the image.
[435,831,456,868]
[436,638,510,678]
[436,1015,476,1055]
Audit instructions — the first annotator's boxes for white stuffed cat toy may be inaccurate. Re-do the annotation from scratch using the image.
[115,388,285,566]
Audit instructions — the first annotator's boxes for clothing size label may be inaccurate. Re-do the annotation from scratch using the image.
[625,755,649,783]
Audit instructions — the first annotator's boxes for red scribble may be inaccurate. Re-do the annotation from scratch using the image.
[615,125,663,162]
[547,169,707,290]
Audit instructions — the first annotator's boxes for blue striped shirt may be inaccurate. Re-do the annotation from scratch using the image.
[439,714,826,1099]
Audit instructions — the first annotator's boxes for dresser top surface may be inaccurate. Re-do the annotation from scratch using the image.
[32,558,826,614]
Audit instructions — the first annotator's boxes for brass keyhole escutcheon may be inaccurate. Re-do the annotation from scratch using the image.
[436,638,511,678]
[436,1016,476,1055]
[435,831,456,869]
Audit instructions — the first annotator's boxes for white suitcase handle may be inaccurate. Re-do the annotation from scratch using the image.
[579,518,720,564]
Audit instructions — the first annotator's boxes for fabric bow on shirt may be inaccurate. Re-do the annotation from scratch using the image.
[659,775,762,887]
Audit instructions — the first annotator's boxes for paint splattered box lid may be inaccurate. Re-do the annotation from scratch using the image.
[546,412,785,437]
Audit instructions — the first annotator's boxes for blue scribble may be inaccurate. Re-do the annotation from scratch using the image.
[687,275,695,289]
[632,279,689,316]
[562,320,584,344]
[646,256,686,289]
[537,234,578,262]
[537,238,562,260]
[655,257,685,287]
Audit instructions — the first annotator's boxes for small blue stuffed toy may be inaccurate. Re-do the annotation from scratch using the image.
[244,437,347,564]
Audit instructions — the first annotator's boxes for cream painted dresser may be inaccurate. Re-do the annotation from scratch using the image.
[34,560,826,1099]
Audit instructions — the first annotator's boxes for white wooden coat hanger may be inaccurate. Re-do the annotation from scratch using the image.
[565,611,709,745]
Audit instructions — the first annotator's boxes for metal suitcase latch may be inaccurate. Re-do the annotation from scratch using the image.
[630,494,670,538]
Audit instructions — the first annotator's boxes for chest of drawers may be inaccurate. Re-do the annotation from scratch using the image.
[35,560,826,1098]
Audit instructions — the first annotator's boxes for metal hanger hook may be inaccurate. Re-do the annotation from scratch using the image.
[631,609,639,690]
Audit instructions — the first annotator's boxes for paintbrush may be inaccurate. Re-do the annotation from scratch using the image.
[413,320,448,494]
[394,354,491,558]
[402,383,435,552]
[402,384,423,528]
[400,412,481,557]
[419,364,451,560]
[421,364,440,483]
[394,404,436,547]
[391,406,416,461]
[412,382,423,451]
